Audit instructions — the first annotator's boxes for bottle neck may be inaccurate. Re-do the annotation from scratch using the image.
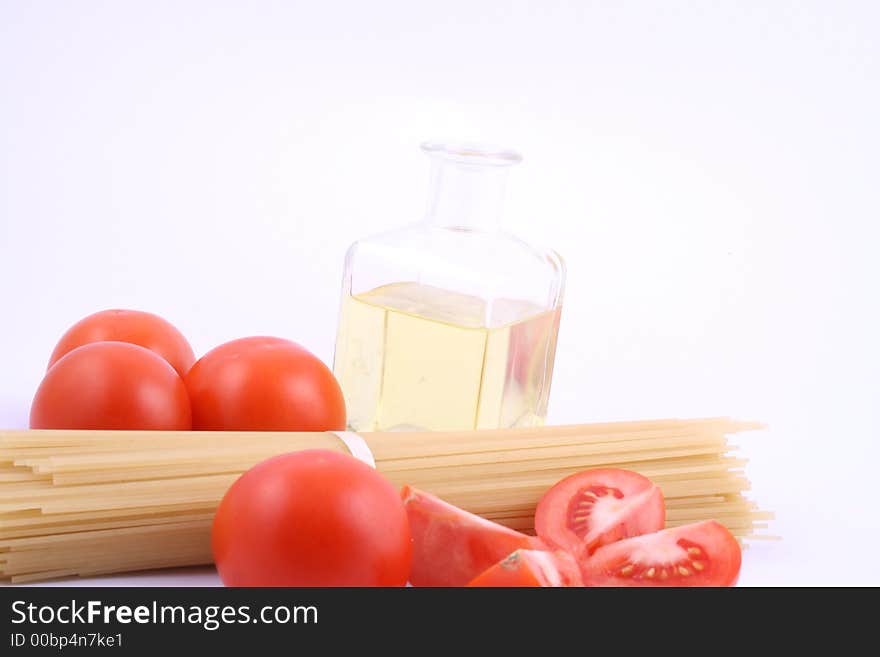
[423,159,511,232]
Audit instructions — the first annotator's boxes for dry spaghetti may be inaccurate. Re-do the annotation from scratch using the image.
[0,418,772,583]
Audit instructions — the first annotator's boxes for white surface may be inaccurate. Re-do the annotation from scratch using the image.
[1,1,878,587]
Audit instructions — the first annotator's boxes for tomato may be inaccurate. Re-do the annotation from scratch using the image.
[212,450,411,587]
[30,341,191,430]
[467,549,583,587]
[184,337,346,431]
[535,468,665,556]
[48,309,195,377]
[402,486,541,587]
[580,520,742,587]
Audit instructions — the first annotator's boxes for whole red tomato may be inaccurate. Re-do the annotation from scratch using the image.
[30,341,192,430]
[48,309,195,377]
[185,336,346,431]
[212,450,412,586]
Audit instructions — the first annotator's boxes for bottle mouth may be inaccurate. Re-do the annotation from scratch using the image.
[421,141,523,167]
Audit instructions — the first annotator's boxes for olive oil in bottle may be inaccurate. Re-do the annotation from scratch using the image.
[333,143,565,432]
[334,282,561,432]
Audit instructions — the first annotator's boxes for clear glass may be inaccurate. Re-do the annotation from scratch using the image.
[333,142,566,432]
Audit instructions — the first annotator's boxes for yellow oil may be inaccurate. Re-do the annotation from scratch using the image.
[333,282,561,432]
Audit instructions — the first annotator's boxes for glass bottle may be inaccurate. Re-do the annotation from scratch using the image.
[333,142,566,432]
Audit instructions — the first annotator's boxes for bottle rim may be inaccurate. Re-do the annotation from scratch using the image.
[420,141,523,167]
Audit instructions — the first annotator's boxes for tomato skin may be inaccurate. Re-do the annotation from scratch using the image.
[580,520,742,587]
[212,450,411,587]
[402,486,541,587]
[468,549,583,587]
[48,309,195,377]
[535,468,665,557]
[30,341,192,430]
[185,337,346,431]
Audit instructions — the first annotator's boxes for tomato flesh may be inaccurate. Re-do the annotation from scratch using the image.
[535,468,665,556]
[580,520,742,587]
[468,549,583,587]
[402,486,540,587]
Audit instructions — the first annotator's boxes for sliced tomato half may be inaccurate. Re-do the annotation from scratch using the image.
[467,549,583,587]
[580,520,742,587]
[535,468,665,556]
[402,486,540,587]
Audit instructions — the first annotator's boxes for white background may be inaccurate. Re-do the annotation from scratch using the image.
[1,1,878,586]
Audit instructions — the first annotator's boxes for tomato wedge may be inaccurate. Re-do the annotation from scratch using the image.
[467,549,583,587]
[580,520,742,587]
[402,486,540,587]
[535,468,665,556]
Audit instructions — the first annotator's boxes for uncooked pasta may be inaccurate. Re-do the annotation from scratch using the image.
[0,418,772,583]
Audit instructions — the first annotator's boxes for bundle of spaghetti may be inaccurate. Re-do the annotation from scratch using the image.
[0,418,772,583]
